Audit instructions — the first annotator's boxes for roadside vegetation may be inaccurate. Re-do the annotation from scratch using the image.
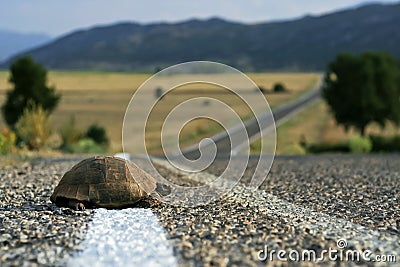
[323,52,400,137]
[3,52,397,156]
[252,100,400,155]
[0,56,109,157]
[251,52,400,155]
[313,52,400,154]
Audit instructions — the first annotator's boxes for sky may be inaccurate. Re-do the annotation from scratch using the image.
[0,0,399,36]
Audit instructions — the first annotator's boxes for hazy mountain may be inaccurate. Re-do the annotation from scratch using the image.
[2,2,400,71]
[0,30,51,62]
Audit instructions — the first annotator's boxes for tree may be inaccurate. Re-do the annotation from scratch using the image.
[1,56,61,127]
[273,82,287,93]
[86,124,109,146]
[323,52,400,136]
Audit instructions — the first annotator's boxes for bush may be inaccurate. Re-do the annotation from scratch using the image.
[0,134,6,155]
[46,133,63,150]
[203,99,211,106]
[348,136,372,154]
[370,134,400,152]
[85,124,109,146]
[307,137,373,154]
[154,87,164,99]
[60,115,83,147]
[281,144,307,155]
[307,142,349,153]
[60,120,109,153]
[15,105,51,150]
[273,83,287,93]
[0,128,16,154]
[65,138,107,154]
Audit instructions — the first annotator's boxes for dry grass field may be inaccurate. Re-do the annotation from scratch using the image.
[0,71,319,153]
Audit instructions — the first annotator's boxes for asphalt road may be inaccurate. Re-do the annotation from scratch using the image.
[0,155,399,266]
[182,83,322,160]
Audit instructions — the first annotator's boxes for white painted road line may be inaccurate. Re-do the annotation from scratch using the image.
[68,208,177,267]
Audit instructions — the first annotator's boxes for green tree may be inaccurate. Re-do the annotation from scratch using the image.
[1,56,61,127]
[273,82,287,93]
[323,52,400,136]
[86,124,109,146]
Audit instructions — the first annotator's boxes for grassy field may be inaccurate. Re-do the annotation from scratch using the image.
[0,71,319,153]
[252,100,400,155]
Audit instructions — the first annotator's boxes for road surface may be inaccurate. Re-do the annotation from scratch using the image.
[0,155,399,266]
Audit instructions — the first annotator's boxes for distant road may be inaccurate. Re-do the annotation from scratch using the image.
[182,78,323,159]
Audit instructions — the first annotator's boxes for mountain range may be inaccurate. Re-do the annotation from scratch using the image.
[0,30,51,62]
[1,2,399,71]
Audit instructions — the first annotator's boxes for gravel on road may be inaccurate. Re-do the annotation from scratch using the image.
[0,158,93,266]
[153,154,400,266]
[206,155,400,235]
[0,154,399,266]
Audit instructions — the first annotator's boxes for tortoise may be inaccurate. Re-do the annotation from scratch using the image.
[50,156,160,210]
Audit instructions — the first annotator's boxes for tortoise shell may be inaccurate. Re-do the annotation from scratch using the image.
[50,156,157,209]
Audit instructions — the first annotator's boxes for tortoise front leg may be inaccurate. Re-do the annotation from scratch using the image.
[68,200,85,210]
